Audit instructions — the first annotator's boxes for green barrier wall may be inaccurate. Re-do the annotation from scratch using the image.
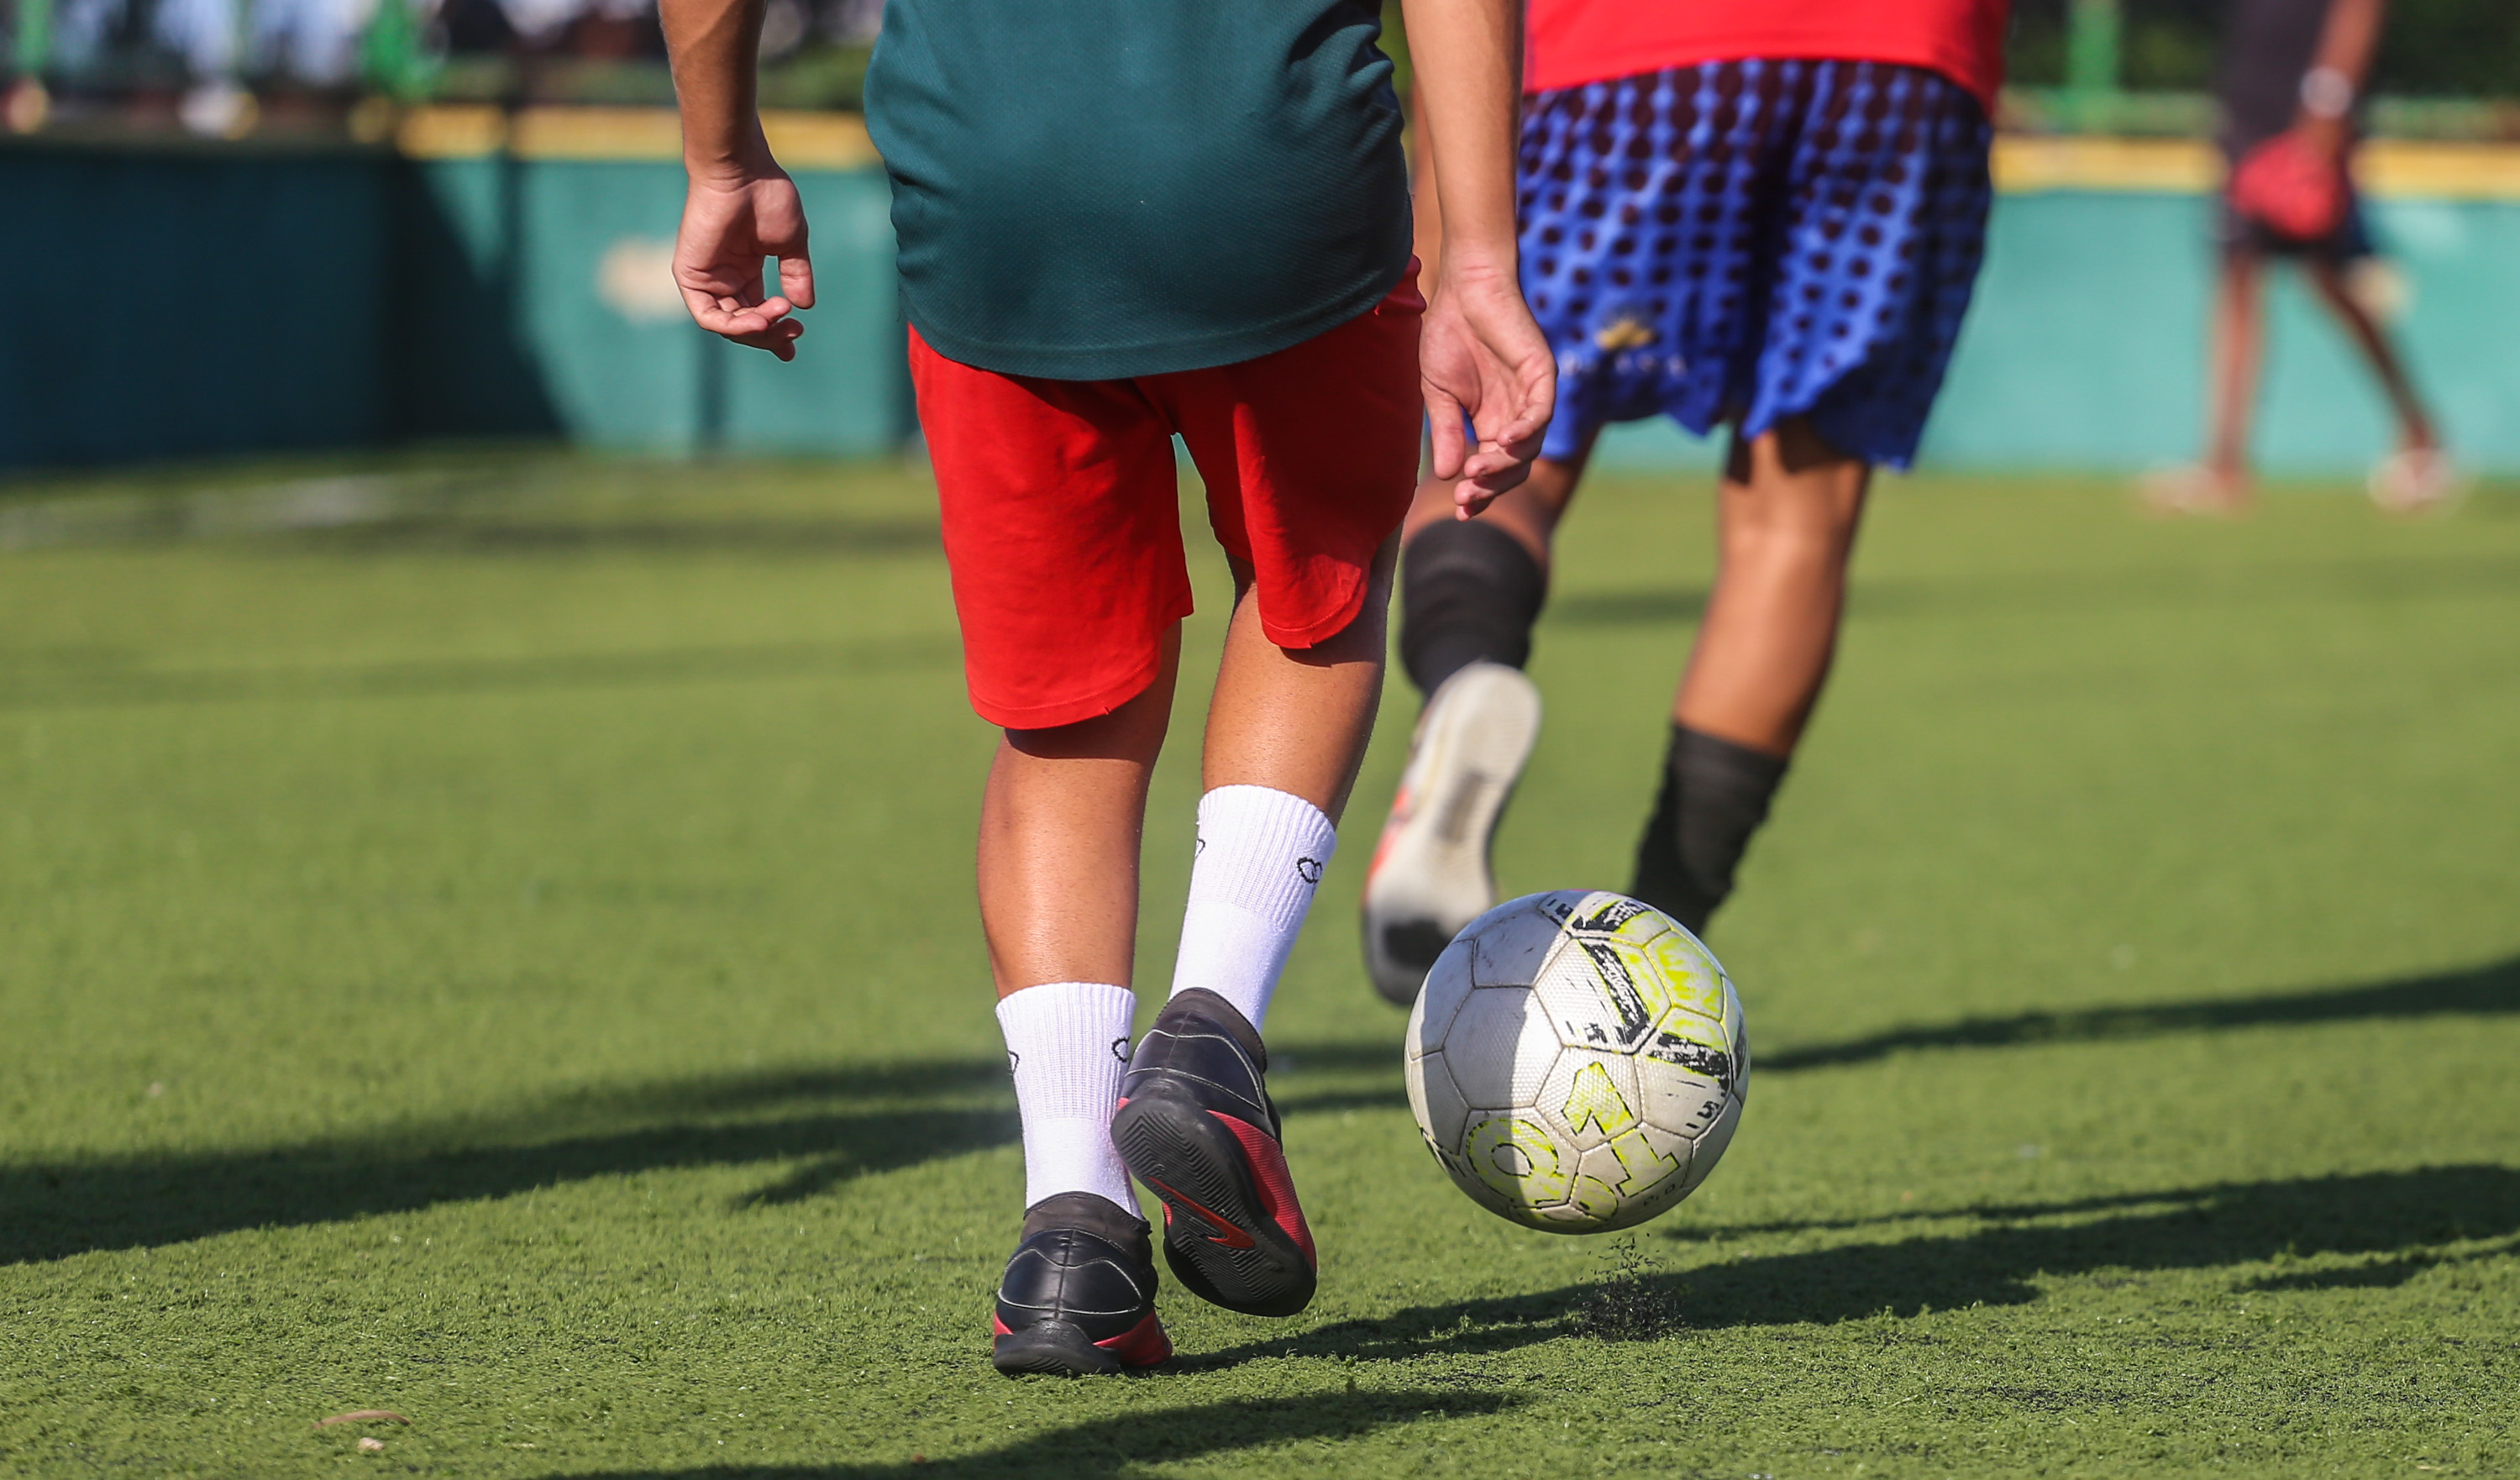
[420,157,903,453]
[0,142,904,470]
[0,148,394,467]
[2,139,2514,475]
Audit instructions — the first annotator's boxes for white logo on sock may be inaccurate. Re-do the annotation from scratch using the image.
[1110,1037,1130,1063]
[1296,857,1323,884]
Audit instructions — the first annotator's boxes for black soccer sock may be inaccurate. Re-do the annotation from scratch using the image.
[1630,724,1790,936]
[1397,520,1547,695]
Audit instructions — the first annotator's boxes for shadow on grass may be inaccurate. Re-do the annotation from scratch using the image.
[1545,552,2520,632]
[1173,1165,2520,1370]
[535,1390,1510,1480]
[0,1042,1403,1265]
[1762,953,2520,1073]
[0,633,963,712]
[11,955,2512,1264]
[295,513,942,558]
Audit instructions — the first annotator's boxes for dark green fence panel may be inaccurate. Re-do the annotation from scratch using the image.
[0,146,390,468]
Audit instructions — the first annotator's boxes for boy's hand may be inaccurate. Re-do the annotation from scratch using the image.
[1420,251,1554,516]
[675,165,816,360]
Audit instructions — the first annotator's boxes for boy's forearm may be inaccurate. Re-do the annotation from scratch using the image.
[1399,0,1523,268]
[2309,0,2386,97]
[662,0,771,176]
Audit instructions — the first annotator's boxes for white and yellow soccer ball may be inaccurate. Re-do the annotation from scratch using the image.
[1404,890,1747,1232]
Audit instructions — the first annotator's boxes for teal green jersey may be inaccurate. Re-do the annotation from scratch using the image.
[864,0,1414,380]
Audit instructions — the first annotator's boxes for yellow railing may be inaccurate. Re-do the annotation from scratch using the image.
[387,106,2520,199]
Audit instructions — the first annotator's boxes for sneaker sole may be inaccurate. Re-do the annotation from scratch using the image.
[990,1312,1171,1377]
[1111,1084,1316,1319]
[1362,662,1543,1005]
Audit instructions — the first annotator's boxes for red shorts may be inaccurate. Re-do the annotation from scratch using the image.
[911,271,1425,730]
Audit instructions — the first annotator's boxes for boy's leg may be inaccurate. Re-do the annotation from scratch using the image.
[1114,275,1421,1320]
[1394,453,1583,693]
[1630,417,1867,934]
[977,627,1180,1000]
[983,649,1179,1377]
[1677,419,1870,755]
[908,330,1188,1375]
[1108,547,1395,1322]
[1357,449,1590,1002]
[1200,543,1396,828]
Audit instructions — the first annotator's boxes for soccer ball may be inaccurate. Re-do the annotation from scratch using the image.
[1404,890,1747,1232]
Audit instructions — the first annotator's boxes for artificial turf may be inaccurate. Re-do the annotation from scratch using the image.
[1,454,2515,1478]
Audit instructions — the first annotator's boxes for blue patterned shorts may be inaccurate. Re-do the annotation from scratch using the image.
[1519,58,1993,469]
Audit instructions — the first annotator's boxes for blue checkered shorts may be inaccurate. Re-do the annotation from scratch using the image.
[1520,58,1993,469]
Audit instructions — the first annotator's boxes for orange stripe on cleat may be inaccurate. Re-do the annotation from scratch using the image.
[1142,1176,1257,1249]
[1093,1310,1173,1367]
[1213,1110,1315,1267]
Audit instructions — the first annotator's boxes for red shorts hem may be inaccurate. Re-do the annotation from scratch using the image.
[1256,572,1372,651]
[965,597,1191,731]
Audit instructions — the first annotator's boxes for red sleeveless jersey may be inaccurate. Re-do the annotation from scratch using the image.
[1525,0,2009,108]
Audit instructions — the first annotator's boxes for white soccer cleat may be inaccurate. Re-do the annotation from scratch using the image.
[2368,447,2465,517]
[1361,661,1543,1006]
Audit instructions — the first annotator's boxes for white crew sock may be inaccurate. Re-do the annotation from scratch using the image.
[1168,785,1338,1032]
[995,981,1138,1211]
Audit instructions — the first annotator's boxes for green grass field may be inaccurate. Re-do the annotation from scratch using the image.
[3,455,2516,1478]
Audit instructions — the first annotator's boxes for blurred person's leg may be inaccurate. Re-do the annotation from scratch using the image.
[1629,418,1866,930]
[2307,256,2434,454]
[2302,254,2459,512]
[2147,244,2265,516]
[2207,247,2267,491]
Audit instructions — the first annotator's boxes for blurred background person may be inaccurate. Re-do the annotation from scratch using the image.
[49,0,249,130]
[2147,0,2455,517]
[249,0,378,90]
[48,0,398,133]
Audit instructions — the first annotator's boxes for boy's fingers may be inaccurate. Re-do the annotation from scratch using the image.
[682,286,750,334]
[1423,386,1468,480]
[682,287,806,356]
[726,319,806,360]
[779,253,817,310]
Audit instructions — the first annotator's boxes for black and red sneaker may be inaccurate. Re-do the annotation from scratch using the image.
[990,1191,1172,1377]
[1110,989,1317,1319]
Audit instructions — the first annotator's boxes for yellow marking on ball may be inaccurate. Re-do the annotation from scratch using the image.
[1564,1058,1641,1138]
[1466,1115,1569,1204]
